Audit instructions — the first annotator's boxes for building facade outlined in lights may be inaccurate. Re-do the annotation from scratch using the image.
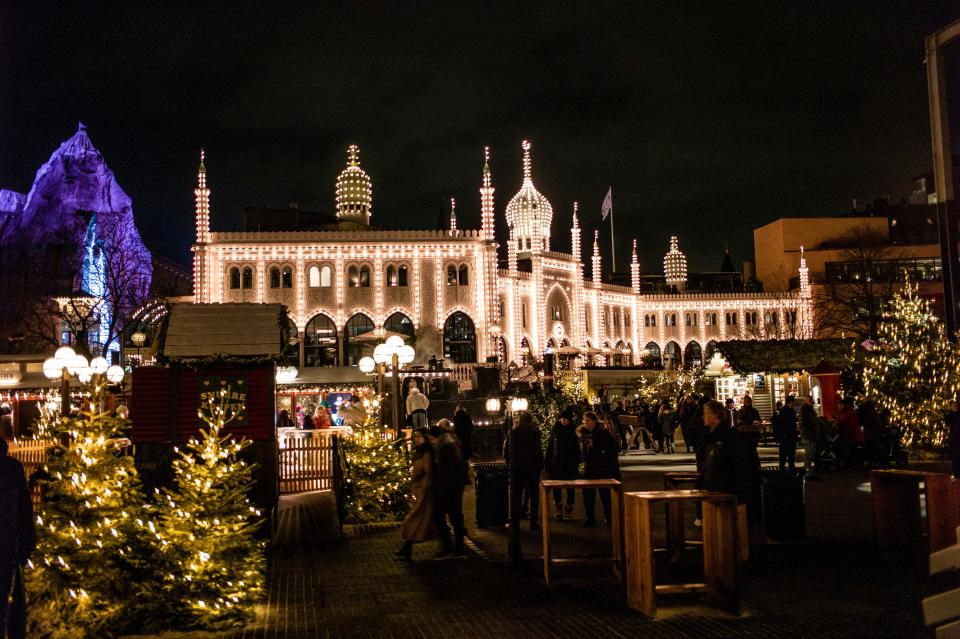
[191,141,813,373]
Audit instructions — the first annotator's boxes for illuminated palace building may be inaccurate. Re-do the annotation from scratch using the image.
[191,142,813,374]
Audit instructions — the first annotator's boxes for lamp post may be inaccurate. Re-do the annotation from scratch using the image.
[373,336,415,437]
[506,395,528,568]
[43,346,125,417]
[130,330,146,367]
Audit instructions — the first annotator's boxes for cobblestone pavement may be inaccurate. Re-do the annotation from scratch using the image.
[225,448,942,639]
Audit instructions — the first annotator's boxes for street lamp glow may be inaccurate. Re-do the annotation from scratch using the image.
[373,343,393,365]
[397,345,415,365]
[89,356,109,375]
[275,366,298,384]
[486,397,501,413]
[105,365,125,384]
[385,335,404,348]
[67,354,89,377]
[55,345,76,363]
[42,358,62,380]
[358,356,376,373]
[130,330,147,347]
[510,397,529,412]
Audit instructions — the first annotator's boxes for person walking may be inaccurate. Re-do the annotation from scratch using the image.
[396,428,436,559]
[579,411,621,526]
[544,407,580,519]
[453,405,474,463]
[699,400,751,505]
[836,398,863,466]
[406,387,429,430]
[649,400,664,453]
[736,395,762,473]
[0,439,36,636]
[504,412,544,531]
[800,395,820,478]
[947,400,960,478]
[428,425,466,559]
[678,395,697,453]
[776,396,799,473]
[658,401,677,454]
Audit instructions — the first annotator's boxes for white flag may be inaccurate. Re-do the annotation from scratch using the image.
[601,187,612,221]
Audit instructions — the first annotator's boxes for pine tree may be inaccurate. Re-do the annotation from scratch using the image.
[342,396,411,523]
[27,404,155,639]
[155,388,266,630]
[860,282,960,449]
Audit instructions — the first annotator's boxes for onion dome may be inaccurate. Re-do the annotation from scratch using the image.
[663,236,688,289]
[505,140,553,252]
[335,144,372,224]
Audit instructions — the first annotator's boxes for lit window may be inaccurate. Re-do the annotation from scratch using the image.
[309,266,321,288]
[348,265,360,287]
[320,265,332,287]
[358,266,370,287]
[386,265,397,287]
[447,264,457,286]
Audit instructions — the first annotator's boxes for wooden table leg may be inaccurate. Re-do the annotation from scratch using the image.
[541,482,551,584]
[626,496,656,617]
[702,500,740,614]
[925,475,958,552]
[611,487,623,577]
[666,500,685,560]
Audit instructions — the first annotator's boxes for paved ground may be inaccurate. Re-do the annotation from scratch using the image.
[206,445,946,639]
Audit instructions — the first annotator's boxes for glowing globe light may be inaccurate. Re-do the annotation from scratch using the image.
[385,335,404,348]
[485,397,501,414]
[105,365,125,384]
[89,356,109,375]
[67,354,89,377]
[510,397,529,412]
[397,345,415,365]
[43,358,63,380]
[373,343,393,365]
[77,371,92,384]
[358,357,376,374]
[55,345,76,363]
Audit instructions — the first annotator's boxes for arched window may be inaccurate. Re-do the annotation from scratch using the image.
[444,312,476,363]
[242,267,253,289]
[309,266,321,288]
[397,265,408,286]
[320,265,332,287]
[386,265,397,287]
[684,341,703,368]
[552,305,563,321]
[384,312,415,345]
[304,314,338,367]
[447,264,457,286]
[343,313,375,365]
[644,342,662,368]
[229,267,240,290]
[348,265,360,287]
[585,306,591,329]
[281,266,293,289]
[358,265,370,287]
[269,267,281,289]
[664,341,681,369]
[686,313,697,327]
[458,264,469,285]
[521,303,528,328]
[706,340,720,361]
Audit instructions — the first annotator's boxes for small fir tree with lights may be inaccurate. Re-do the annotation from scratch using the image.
[27,398,155,638]
[860,282,960,449]
[342,396,411,523]
[155,388,265,630]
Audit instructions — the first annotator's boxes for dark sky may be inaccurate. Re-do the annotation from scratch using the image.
[3,2,960,273]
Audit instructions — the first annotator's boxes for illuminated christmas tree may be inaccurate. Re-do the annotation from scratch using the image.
[27,403,155,638]
[342,396,411,523]
[861,282,960,448]
[155,388,265,629]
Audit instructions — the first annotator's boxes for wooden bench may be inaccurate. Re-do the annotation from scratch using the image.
[539,478,623,584]
[872,470,960,553]
[625,490,740,618]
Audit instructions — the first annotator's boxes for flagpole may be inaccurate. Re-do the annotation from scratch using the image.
[609,188,616,273]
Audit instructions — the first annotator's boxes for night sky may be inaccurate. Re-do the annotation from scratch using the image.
[3,2,960,273]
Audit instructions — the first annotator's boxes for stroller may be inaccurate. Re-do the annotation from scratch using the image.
[815,419,848,470]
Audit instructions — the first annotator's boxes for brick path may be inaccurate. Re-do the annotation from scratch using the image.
[225,448,939,639]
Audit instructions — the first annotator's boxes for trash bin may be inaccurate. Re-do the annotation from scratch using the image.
[760,467,805,542]
[472,461,508,528]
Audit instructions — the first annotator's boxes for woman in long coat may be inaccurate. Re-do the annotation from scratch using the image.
[396,427,436,558]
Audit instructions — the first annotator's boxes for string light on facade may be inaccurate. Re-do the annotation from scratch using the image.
[335,145,372,225]
[505,139,553,254]
[664,235,688,290]
[449,197,457,235]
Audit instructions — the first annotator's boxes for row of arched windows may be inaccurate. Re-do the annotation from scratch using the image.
[446,263,469,286]
[231,263,419,290]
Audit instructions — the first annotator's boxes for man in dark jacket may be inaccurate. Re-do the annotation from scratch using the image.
[453,405,474,483]
[699,400,751,505]
[799,395,820,477]
[776,396,799,472]
[580,411,620,526]
[545,407,580,519]
[429,426,467,559]
[0,439,36,630]
[504,412,544,530]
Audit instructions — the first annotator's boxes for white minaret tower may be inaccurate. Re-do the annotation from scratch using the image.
[631,239,640,294]
[193,149,211,302]
[449,197,457,235]
[592,230,601,288]
[506,140,554,255]
[799,245,814,338]
[480,146,495,240]
[335,144,372,225]
[664,236,688,292]
[571,202,581,261]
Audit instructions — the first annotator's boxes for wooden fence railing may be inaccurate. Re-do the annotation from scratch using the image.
[277,429,342,494]
[9,439,56,508]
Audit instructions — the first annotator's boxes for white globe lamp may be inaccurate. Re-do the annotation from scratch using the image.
[67,354,89,377]
[358,356,376,374]
[55,345,76,363]
[485,397,501,414]
[89,356,109,375]
[105,365,125,384]
[385,335,404,348]
[373,343,392,365]
[43,358,63,380]
[398,345,415,365]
